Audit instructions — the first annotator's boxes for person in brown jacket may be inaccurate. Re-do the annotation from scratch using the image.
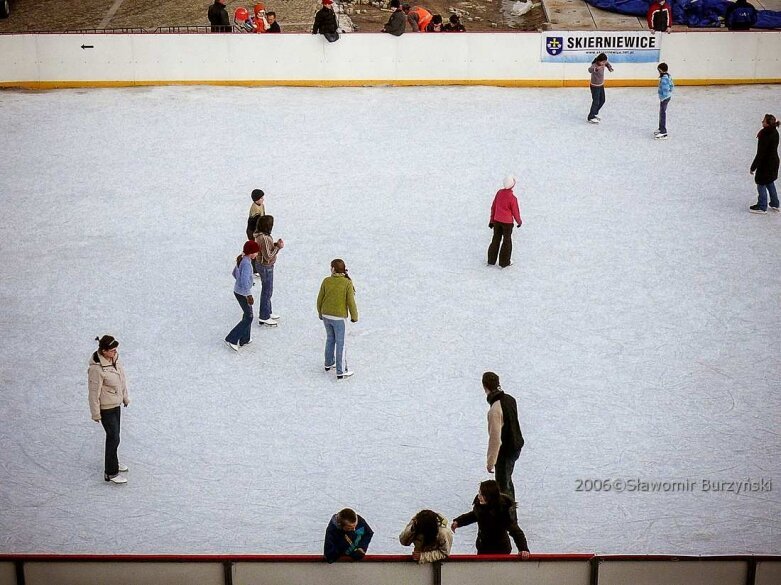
[399,510,453,563]
[88,335,130,485]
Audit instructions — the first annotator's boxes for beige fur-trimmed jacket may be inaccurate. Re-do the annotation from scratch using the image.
[88,352,129,421]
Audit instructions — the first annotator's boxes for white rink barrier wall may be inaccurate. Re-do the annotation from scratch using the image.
[0,31,780,88]
[1,555,781,585]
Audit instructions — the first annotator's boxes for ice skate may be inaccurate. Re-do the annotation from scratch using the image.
[588,118,600,124]
[337,370,354,380]
[770,206,780,212]
[749,205,767,214]
[258,318,279,327]
[224,340,240,352]
[118,463,128,473]
[654,133,668,140]
[270,313,280,320]
[239,338,252,347]
[324,363,336,372]
[104,474,127,484]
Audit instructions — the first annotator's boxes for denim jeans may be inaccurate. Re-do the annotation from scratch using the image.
[658,98,670,133]
[226,292,253,345]
[101,406,121,476]
[757,182,779,210]
[588,85,606,120]
[258,265,274,320]
[488,222,514,268]
[323,318,347,375]
[495,450,520,501]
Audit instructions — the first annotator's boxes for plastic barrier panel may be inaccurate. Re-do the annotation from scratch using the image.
[441,559,592,585]
[597,559,747,585]
[0,563,16,585]
[757,560,781,585]
[234,560,433,585]
[23,561,225,585]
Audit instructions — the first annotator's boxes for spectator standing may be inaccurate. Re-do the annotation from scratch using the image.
[208,0,231,32]
[646,0,672,32]
[483,371,524,501]
[313,0,340,42]
[225,241,259,351]
[267,11,281,32]
[725,0,757,30]
[487,175,522,269]
[254,215,284,326]
[383,0,406,35]
[451,480,530,556]
[399,510,453,564]
[403,4,433,31]
[587,53,613,123]
[749,114,780,214]
[317,259,358,379]
[654,62,674,139]
[88,335,130,485]
[324,508,374,562]
[443,13,466,31]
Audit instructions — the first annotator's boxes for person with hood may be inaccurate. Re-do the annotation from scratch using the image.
[655,62,674,139]
[208,0,231,32]
[317,258,358,379]
[399,509,453,564]
[487,175,522,269]
[88,335,130,485]
[254,215,284,326]
[483,371,524,501]
[402,4,433,31]
[313,0,339,42]
[451,480,530,556]
[249,3,269,32]
[587,53,613,123]
[225,240,259,351]
[646,0,672,32]
[749,113,780,213]
[724,0,757,30]
[383,0,407,35]
[324,508,374,562]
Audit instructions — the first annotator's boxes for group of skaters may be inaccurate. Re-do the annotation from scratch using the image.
[87,328,533,562]
[586,56,779,213]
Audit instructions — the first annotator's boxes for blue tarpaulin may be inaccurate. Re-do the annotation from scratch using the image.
[583,0,781,28]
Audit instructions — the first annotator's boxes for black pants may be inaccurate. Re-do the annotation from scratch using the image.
[100,406,121,476]
[495,449,520,501]
[488,222,514,268]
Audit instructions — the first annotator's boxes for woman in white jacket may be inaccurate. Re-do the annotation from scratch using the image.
[88,335,130,484]
[399,509,453,563]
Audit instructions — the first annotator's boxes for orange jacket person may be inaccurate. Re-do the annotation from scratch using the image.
[251,3,269,32]
[402,4,433,31]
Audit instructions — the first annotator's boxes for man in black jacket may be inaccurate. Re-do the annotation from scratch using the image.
[313,0,339,42]
[483,371,524,501]
[208,0,231,33]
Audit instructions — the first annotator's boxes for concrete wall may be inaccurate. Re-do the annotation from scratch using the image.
[0,31,779,88]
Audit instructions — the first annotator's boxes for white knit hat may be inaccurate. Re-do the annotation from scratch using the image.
[503,175,516,189]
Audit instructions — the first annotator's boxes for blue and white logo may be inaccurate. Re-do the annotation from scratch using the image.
[545,36,564,56]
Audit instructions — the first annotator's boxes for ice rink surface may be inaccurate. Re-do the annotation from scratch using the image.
[0,84,779,555]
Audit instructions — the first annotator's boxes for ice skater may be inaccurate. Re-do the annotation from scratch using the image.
[317,258,358,379]
[225,240,260,351]
[323,508,374,563]
[749,113,780,214]
[451,479,530,557]
[587,53,613,124]
[253,215,284,326]
[88,335,130,485]
[655,63,674,140]
[487,175,522,269]
[246,189,265,241]
[399,510,453,564]
[483,371,524,502]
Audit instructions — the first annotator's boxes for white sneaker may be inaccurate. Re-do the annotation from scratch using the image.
[258,318,278,326]
[104,474,127,484]
[337,370,354,380]
[224,340,240,352]
[118,463,128,473]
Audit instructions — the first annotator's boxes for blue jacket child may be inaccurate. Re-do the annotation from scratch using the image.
[324,510,374,563]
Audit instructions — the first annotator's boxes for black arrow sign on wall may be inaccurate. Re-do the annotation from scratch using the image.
[80,44,94,49]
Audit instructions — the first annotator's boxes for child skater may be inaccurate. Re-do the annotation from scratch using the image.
[587,53,613,124]
[225,241,259,351]
[655,63,674,139]
[253,215,284,326]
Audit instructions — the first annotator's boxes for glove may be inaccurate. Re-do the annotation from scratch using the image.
[517,221,522,228]
[247,295,254,305]
[488,223,494,229]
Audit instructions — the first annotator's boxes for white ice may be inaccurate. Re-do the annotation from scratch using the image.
[0,84,779,555]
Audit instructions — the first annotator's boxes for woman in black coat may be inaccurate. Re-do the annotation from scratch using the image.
[451,480,530,556]
[749,113,780,214]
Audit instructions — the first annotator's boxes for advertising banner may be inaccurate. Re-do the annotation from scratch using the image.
[541,31,661,63]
